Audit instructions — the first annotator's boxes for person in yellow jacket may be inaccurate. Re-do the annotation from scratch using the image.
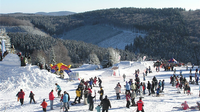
[98,87,104,101]
[73,88,81,103]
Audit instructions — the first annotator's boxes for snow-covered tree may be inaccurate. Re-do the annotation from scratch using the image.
[108,48,120,66]
[88,53,100,65]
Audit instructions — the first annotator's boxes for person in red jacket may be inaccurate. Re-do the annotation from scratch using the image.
[137,97,144,112]
[49,90,55,110]
[16,89,25,105]
[41,99,48,112]
[181,101,189,110]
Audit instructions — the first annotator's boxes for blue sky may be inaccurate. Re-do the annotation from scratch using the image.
[0,0,199,13]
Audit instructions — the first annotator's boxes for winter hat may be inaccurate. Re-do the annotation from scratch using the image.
[30,91,32,93]
[105,95,107,99]
[43,99,45,101]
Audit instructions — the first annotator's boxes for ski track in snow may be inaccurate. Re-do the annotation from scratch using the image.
[0,54,200,112]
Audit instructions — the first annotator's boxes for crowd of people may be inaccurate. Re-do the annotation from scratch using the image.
[14,64,200,112]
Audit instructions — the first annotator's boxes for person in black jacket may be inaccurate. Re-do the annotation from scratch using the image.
[29,91,36,104]
[88,93,96,111]
[100,95,111,112]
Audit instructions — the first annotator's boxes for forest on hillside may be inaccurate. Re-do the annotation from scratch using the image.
[1,7,200,65]
[7,32,139,67]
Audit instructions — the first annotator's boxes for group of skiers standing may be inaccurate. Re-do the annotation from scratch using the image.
[74,76,112,112]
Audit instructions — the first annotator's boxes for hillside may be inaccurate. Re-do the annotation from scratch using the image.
[1,8,200,65]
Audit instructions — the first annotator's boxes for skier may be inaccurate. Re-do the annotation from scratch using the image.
[143,72,145,81]
[29,91,36,104]
[55,83,62,97]
[181,101,189,110]
[49,90,55,110]
[41,99,48,112]
[100,95,111,112]
[136,97,144,112]
[16,89,25,105]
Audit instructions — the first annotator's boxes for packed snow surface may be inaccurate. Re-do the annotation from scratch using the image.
[0,54,200,112]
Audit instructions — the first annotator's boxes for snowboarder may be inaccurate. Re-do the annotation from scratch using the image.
[16,89,25,105]
[41,99,48,112]
[100,95,111,112]
[29,91,36,104]
[55,83,62,97]
[136,97,144,112]
[49,90,55,110]
[181,101,189,110]
[74,87,81,104]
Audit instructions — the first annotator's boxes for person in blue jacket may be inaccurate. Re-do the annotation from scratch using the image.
[95,104,101,112]
[156,86,160,96]
[63,91,69,112]
[55,83,62,97]
[125,81,130,93]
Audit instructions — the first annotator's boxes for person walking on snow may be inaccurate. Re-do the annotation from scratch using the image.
[49,90,55,110]
[88,93,96,111]
[41,99,48,112]
[114,84,121,99]
[16,89,25,105]
[98,87,104,101]
[100,95,111,112]
[125,81,130,93]
[95,104,101,112]
[123,74,126,81]
[29,91,36,104]
[125,91,131,108]
[136,97,144,112]
[63,91,69,112]
[131,89,136,106]
[55,83,62,97]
